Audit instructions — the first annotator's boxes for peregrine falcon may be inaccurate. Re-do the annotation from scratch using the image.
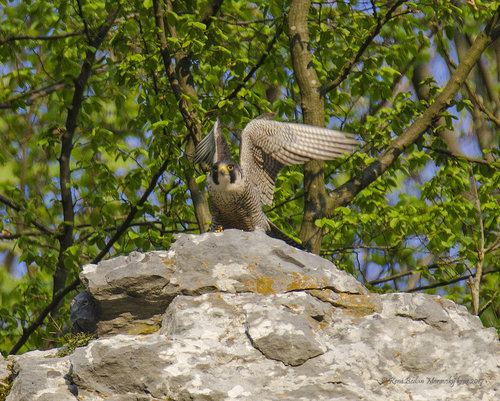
[195,114,358,235]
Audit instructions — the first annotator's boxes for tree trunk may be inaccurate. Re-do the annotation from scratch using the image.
[153,0,211,232]
[288,0,326,254]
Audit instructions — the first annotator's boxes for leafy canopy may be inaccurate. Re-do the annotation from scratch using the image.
[0,0,499,355]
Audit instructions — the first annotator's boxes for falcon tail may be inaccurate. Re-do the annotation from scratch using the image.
[267,221,305,250]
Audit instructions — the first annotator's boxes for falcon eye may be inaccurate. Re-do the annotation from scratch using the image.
[227,165,234,171]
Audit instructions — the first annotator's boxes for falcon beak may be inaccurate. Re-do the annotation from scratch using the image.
[218,165,228,175]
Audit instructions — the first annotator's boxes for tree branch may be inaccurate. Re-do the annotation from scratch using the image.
[365,257,461,285]
[0,193,54,235]
[8,277,81,355]
[0,218,192,241]
[320,0,406,96]
[439,32,500,128]
[55,6,120,300]
[469,164,485,315]
[326,5,500,215]
[152,0,211,233]
[0,80,69,110]
[216,16,275,26]
[423,146,493,166]
[368,270,414,285]
[76,0,91,41]
[216,21,284,109]
[93,156,172,262]
[8,149,173,355]
[0,31,84,45]
[478,290,499,316]
[403,268,500,293]
[0,231,43,240]
[0,66,107,110]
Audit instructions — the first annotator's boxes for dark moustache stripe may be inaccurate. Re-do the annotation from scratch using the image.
[212,166,219,185]
[229,168,237,184]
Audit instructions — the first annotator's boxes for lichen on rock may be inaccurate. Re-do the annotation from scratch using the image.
[5,230,500,401]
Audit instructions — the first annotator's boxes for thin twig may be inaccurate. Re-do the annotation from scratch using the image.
[423,146,492,165]
[485,236,500,253]
[469,163,485,315]
[216,16,275,26]
[325,244,398,253]
[0,66,107,109]
[366,257,461,285]
[76,0,91,41]
[93,157,173,261]
[0,31,84,45]
[478,290,499,316]
[0,193,54,235]
[206,21,284,117]
[403,268,499,293]
[0,231,44,240]
[320,0,406,96]
[438,29,500,127]
[0,219,190,241]
[8,6,121,355]
[8,151,173,355]
[368,270,414,285]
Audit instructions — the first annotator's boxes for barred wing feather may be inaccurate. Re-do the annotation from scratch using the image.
[240,119,358,206]
[194,119,232,165]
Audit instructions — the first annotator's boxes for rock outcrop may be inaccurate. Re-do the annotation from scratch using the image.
[4,230,500,400]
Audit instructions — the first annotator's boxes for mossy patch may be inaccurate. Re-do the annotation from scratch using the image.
[46,332,96,358]
[0,361,14,401]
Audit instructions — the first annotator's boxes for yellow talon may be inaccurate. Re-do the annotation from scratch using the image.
[214,226,224,233]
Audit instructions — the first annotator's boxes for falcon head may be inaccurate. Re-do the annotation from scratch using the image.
[208,161,244,192]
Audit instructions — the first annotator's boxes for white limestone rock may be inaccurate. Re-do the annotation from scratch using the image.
[6,230,500,401]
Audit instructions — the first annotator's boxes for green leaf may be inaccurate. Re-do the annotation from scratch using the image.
[195,174,206,184]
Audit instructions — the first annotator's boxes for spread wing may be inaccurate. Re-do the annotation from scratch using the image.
[194,119,232,165]
[239,118,359,206]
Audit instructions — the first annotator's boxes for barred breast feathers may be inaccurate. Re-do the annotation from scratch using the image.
[195,115,360,227]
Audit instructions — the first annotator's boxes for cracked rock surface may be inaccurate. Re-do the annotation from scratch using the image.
[6,230,500,400]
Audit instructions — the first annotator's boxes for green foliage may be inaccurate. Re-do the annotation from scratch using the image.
[0,361,13,401]
[52,332,96,358]
[0,0,499,356]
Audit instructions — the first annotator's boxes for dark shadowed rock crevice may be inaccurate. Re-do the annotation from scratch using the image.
[3,230,500,400]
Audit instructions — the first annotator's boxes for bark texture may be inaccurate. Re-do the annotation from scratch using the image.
[153,0,211,232]
[288,0,326,254]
